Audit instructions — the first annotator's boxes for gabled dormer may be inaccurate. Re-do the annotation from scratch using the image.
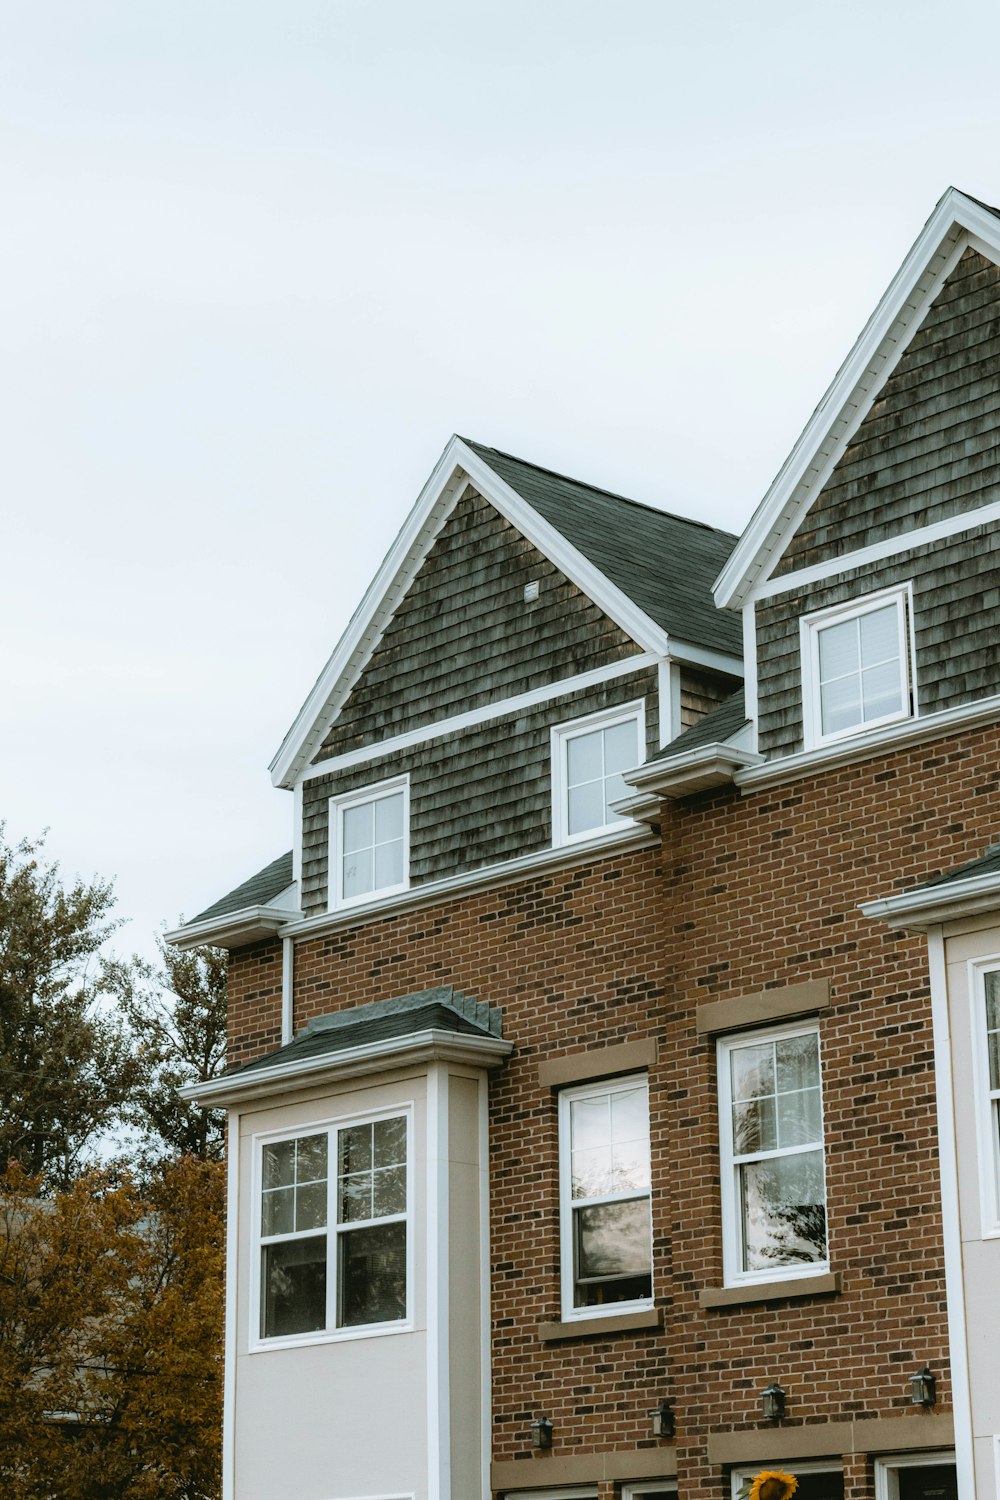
[626,187,1000,804]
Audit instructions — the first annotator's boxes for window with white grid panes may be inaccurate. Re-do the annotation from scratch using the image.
[552,705,643,846]
[978,967,1000,1231]
[329,777,408,907]
[257,1113,409,1344]
[802,587,912,746]
[558,1075,653,1318]
[718,1023,828,1284]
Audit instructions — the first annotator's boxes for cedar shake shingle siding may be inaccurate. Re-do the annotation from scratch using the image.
[757,524,1000,755]
[314,487,639,762]
[301,665,658,914]
[775,247,1000,575]
[679,666,739,733]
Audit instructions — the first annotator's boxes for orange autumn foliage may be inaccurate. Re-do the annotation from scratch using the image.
[0,1156,224,1500]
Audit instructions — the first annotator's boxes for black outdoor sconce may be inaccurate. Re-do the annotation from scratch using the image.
[648,1400,676,1439]
[910,1367,936,1407]
[761,1381,786,1422]
[530,1416,553,1450]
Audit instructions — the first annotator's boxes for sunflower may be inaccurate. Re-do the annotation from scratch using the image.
[748,1470,799,1500]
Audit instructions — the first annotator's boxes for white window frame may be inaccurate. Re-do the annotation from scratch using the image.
[505,1490,597,1500]
[249,1103,414,1353]
[558,1073,654,1323]
[873,1450,956,1500]
[622,1484,677,1499]
[731,1461,842,1499]
[800,583,915,749]
[968,955,1000,1238]
[718,1020,830,1288]
[328,774,410,910]
[550,700,645,848]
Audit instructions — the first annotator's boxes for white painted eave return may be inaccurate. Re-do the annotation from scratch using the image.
[164,902,304,952]
[861,872,1000,933]
[181,1028,514,1109]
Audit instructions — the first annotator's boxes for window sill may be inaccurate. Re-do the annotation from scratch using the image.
[538,1306,663,1342]
[699,1271,840,1309]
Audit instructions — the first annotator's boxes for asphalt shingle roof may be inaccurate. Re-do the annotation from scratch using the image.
[647,688,749,761]
[190,851,294,925]
[909,841,1000,892]
[223,986,500,1078]
[463,439,742,656]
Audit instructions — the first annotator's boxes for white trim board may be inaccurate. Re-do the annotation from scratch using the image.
[271,436,675,788]
[300,654,658,781]
[715,189,1000,610]
[748,494,1000,602]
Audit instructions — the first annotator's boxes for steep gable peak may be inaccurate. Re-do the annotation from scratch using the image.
[270,435,741,788]
[715,186,1000,609]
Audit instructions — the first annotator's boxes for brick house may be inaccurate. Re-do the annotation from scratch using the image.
[173,187,1000,1500]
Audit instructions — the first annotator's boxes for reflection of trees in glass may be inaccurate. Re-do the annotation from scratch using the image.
[741,1150,826,1270]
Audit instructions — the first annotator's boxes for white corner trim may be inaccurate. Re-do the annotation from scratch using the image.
[181,1029,513,1108]
[716,190,1000,609]
[477,1074,491,1500]
[222,1112,239,1500]
[749,494,1000,602]
[271,435,673,789]
[426,1064,450,1500]
[164,902,304,952]
[281,825,657,940]
[301,654,658,780]
[926,930,975,1500]
[736,689,1000,795]
[281,936,293,1044]
[966,955,1000,1239]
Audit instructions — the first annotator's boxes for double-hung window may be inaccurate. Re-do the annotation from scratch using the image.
[718,1023,828,1284]
[801,585,913,747]
[558,1075,653,1319]
[256,1110,410,1346]
[551,703,644,846]
[329,776,409,908]
[972,962,1000,1235]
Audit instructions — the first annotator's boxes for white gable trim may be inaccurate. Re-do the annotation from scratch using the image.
[715,188,1000,610]
[270,436,671,788]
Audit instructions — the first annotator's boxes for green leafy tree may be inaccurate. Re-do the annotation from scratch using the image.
[104,933,228,1167]
[0,829,142,1189]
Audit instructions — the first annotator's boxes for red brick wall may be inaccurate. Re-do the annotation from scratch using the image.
[227,718,1000,1496]
[227,937,282,1068]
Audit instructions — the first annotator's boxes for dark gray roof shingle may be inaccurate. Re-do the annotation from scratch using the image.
[190,851,294,925]
[647,688,748,761]
[909,841,1000,893]
[224,986,500,1079]
[463,440,742,656]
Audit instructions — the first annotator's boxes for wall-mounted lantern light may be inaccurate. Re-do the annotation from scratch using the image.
[760,1381,786,1422]
[910,1368,936,1407]
[648,1400,676,1439]
[530,1416,553,1450]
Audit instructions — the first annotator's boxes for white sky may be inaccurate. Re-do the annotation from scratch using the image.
[4,0,1000,962]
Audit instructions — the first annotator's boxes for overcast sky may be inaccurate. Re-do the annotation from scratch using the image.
[4,0,1000,962]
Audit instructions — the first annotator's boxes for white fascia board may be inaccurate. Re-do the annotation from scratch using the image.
[163,903,303,952]
[661,638,743,676]
[280,824,657,940]
[621,743,764,800]
[734,690,1000,794]
[715,188,1000,611]
[270,436,672,790]
[181,1029,513,1108]
[861,871,1000,932]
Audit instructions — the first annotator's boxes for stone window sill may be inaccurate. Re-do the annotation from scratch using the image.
[699,1271,841,1309]
[538,1307,663,1342]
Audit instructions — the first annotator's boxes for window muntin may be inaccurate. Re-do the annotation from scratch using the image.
[559,1076,653,1319]
[552,704,644,846]
[329,777,409,908]
[802,587,913,747]
[256,1111,410,1346]
[718,1024,828,1284]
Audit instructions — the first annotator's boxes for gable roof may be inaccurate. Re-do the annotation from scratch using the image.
[270,434,741,788]
[460,441,741,654]
[715,187,1000,609]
